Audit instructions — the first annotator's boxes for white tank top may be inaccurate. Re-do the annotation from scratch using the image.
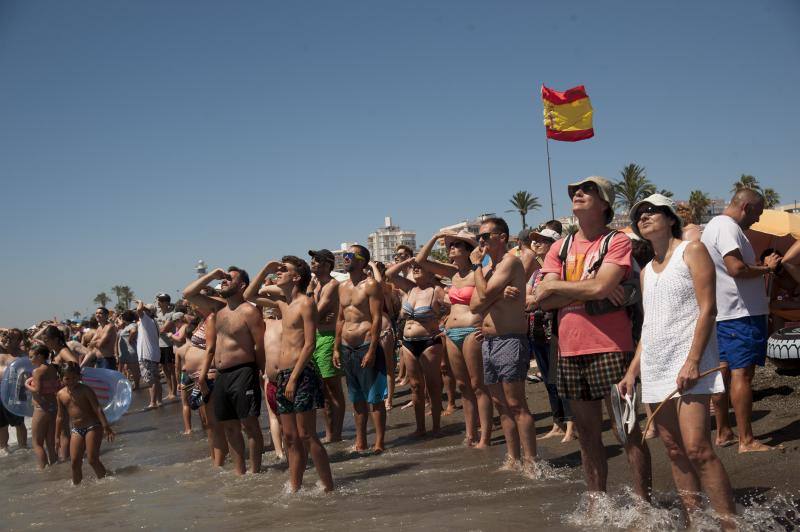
[640,241,723,403]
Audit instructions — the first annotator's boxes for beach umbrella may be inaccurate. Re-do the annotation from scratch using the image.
[746,209,800,258]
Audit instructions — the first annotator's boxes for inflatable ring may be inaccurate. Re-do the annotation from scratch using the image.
[767,327,800,367]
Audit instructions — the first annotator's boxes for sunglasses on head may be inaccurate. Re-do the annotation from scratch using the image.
[344,252,366,262]
[569,182,598,198]
[635,204,669,222]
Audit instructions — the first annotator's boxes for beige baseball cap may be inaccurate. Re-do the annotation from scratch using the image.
[567,176,615,207]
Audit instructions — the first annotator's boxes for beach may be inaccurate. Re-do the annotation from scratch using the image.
[1,362,799,531]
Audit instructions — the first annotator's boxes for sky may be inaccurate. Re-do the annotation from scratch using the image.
[1,0,799,326]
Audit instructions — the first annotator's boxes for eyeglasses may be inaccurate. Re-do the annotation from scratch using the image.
[477,231,501,241]
[634,205,668,222]
[447,241,466,249]
[275,264,289,273]
[343,252,366,262]
[569,182,598,198]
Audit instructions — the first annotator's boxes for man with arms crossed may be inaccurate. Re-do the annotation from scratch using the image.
[308,249,346,443]
[333,245,388,453]
[246,256,334,492]
[535,177,651,499]
[184,266,265,475]
[470,217,538,467]
[82,307,117,370]
[702,188,781,452]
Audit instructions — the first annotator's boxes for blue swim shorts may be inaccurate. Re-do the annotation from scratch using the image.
[716,315,768,370]
[339,343,387,405]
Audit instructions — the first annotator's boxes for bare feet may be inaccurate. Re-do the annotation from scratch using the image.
[739,440,783,453]
[473,440,490,449]
[372,445,385,454]
[385,398,393,411]
[442,404,456,417]
[537,425,565,440]
[181,430,192,436]
[409,429,426,438]
[165,395,176,401]
[499,455,519,471]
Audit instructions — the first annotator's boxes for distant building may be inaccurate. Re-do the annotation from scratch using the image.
[775,202,800,214]
[438,213,496,236]
[367,217,416,264]
[332,242,359,273]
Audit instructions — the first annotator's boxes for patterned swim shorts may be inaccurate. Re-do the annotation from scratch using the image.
[276,363,325,415]
[140,359,161,386]
[481,334,531,385]
[557,351,634,402]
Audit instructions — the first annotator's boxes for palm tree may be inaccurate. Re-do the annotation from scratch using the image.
[112,285,125,310]
[112,285,136,312]
[614,163,655,210]
[763,188,780,209]
[93,292,110,308]
[72,310,82,320]
[688,190,712,224]
[657,189,674,198]
[506,191,541,229]
[565,224,579,235]
[731,174,761,193]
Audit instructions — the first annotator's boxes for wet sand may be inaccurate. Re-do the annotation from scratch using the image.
[1,362,799,530]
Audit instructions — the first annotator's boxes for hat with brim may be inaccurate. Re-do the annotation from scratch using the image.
[567,176,615,207]
[442,229,478,249]
[629,193,683,238]
[531,228,560,243]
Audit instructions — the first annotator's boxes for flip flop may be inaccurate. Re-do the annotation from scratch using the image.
[610,384,628,445]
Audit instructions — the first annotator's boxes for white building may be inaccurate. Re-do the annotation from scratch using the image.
[438,213,496,236]
[367,217,416,264]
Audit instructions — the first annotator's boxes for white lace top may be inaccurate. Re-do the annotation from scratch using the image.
[640,241,724,403]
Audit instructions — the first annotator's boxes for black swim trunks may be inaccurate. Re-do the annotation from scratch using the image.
[276,363,325,415]
[0,402,24,428]
[160,345,175,366]
[213,362,261,421]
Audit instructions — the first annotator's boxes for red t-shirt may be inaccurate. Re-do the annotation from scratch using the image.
[540,231,634,356]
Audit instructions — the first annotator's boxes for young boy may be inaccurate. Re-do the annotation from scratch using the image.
[55,362,115,484]
[246,256,334,492]
[26,345,59,468]
[261,287,286,461]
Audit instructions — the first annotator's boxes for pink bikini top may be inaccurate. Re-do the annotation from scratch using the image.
[448,286,475,306]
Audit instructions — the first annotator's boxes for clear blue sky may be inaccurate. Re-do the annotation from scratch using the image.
[1,0,798,326]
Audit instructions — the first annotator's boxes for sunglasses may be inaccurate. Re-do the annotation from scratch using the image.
[569,182,598,198]
[447,241,466,249]
[343,252,366,262]
[635,205,669,222]
[275,264,289,273]
[477,231,501,241]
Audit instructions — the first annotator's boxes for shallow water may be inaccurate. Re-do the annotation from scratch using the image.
[1,385,799,531]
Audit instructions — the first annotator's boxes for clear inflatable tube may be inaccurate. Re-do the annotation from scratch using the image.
[0,358,132,423]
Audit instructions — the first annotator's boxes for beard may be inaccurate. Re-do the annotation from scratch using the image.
[344,262,358,273]
[218,285,238,298]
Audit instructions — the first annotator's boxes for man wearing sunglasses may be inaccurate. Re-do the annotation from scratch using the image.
[333,245,388,453]
[702,188,780,453]
[535,176,651,500]
[470,216,539,467]
[307,249,346,443]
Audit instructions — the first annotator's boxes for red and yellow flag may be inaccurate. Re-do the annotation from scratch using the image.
[541,84,594,141]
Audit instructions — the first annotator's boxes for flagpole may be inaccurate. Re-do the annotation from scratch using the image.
[544,134,555,220]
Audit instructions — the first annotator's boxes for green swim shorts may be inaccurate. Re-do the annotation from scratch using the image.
[313,330,342,378]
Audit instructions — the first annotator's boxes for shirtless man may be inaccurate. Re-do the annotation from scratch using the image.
[0,328,28,451]
[308,249,345,443]
[333,245,387,453]
[82,308,117,370]
[184,266,265,475]
[246,256,334,492]
[261,288,285,461]
[470,217,538,467]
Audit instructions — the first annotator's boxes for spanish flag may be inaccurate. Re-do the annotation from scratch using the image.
[542,85,594,142]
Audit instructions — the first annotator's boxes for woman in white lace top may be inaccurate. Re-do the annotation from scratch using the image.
[618,194,734,526]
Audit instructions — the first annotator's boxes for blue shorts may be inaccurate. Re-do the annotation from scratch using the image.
[716,315,768,370]
[340,343,387,405]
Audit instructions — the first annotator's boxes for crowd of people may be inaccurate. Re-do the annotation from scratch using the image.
[2,176,799,529]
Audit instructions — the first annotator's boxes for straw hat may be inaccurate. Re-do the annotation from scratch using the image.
[442,229,478,249]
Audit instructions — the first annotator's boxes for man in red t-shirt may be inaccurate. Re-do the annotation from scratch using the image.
[535,176,651,500]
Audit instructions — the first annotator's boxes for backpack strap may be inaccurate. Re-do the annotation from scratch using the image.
[587,230,620,276]
[558,233,574,281]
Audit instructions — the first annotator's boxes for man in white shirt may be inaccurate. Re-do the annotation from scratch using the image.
[701,189,781,452]
[136,301,163,409]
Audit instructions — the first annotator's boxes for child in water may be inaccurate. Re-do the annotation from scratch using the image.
[25,345,60,468]
[55,362,115,484]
